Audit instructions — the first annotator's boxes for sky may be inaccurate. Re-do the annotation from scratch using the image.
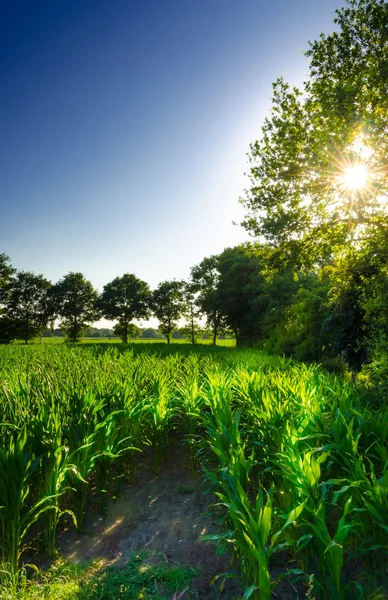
[1,0,342,309]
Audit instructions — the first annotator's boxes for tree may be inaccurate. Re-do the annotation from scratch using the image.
[141,327,163,339]
[0,254,14,293]
[150,280,184,344]
[241,0,388,268]
[190,256,227,345]
[265,273,331,361]
[181,283,202,344]
[51,272,99,342]
[320,234,388,369]
[2,271,51,343]
[97,274,150,343]
[0,254,16,343]
[215,246,266,345]
[113,322,141,341]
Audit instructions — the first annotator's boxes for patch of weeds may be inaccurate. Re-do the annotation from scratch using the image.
[5,559,86,600]
[14,553,198,600]
[79,552,198,599]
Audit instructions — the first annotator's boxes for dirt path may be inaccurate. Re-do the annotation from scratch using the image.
[56,442,239,598]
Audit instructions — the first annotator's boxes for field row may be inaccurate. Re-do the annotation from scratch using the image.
[0,344,387,599]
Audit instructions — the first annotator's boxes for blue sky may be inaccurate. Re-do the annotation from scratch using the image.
[1,0,341,300]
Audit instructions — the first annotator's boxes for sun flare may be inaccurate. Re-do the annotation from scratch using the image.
[342,164,368,190]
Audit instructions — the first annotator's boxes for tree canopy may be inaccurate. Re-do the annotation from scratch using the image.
[97,274,150,343]
[150,280,184,344]
[190,256,227,345]
[2,271,51,343]
[241,0,388,267]
[51,272,99,342]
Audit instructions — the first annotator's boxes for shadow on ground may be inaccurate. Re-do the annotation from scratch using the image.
[51,443,241,599]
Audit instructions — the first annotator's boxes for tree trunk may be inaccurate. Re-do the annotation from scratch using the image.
[213,322,217,346]
[191,311,195,344]
[123,320,128,343]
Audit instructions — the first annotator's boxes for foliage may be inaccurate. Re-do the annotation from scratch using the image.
[241,0,388,267]
[1,271,52,344]
[141,327,164,339]
[265,273,331,362]
[97,274,150,343]
[190,256,227,345]
[181,283,202,344]
[0,254,14,296]
[150,280,185,344]
[51,273,99,342]
[0,254,16,343]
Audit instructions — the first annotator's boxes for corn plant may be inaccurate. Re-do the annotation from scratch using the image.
[0,341,385,600]
[144,371,177,472]
[64,391,108,531]
[300,497,355,600]
[30,398,80,557]
[0,427,55,589]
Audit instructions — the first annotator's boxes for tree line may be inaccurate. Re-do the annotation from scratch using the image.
[1,238,386,375]
[0,253,241,345]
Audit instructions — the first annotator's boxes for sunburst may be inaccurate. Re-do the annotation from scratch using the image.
[341,163,368,191]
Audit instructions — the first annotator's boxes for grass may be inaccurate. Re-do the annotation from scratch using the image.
[36,337,236,346]
[9,553,198,600]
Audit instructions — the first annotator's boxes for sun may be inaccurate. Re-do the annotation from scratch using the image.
[342,164,368,190]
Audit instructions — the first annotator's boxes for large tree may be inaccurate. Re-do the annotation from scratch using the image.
[241,0,388,268]
[2,271,51,343]
[97,274,150,343]
[51,272,99,342]
[150,280,184,344]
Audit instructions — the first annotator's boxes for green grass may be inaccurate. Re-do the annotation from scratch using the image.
[37,337,236,346]
[10,553,198,600]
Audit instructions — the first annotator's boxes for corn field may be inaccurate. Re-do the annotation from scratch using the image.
[0,343,387,599]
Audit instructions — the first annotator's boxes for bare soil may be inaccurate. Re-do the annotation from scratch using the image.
[56,442,241,599]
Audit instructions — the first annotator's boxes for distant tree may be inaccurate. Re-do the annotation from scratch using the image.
[181,283,202,344]
[84,327,102,338]
[113,322,141,341]
[2,271,52,343]
[172,330,185,339]
[141,327,163,339]
[0,254,16,343]
[100,327,118,338]
[150,280,184,344]
[0,253,14,294]
[51,272,99,342]
[97,274,150,343]
[191,256,227,345]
